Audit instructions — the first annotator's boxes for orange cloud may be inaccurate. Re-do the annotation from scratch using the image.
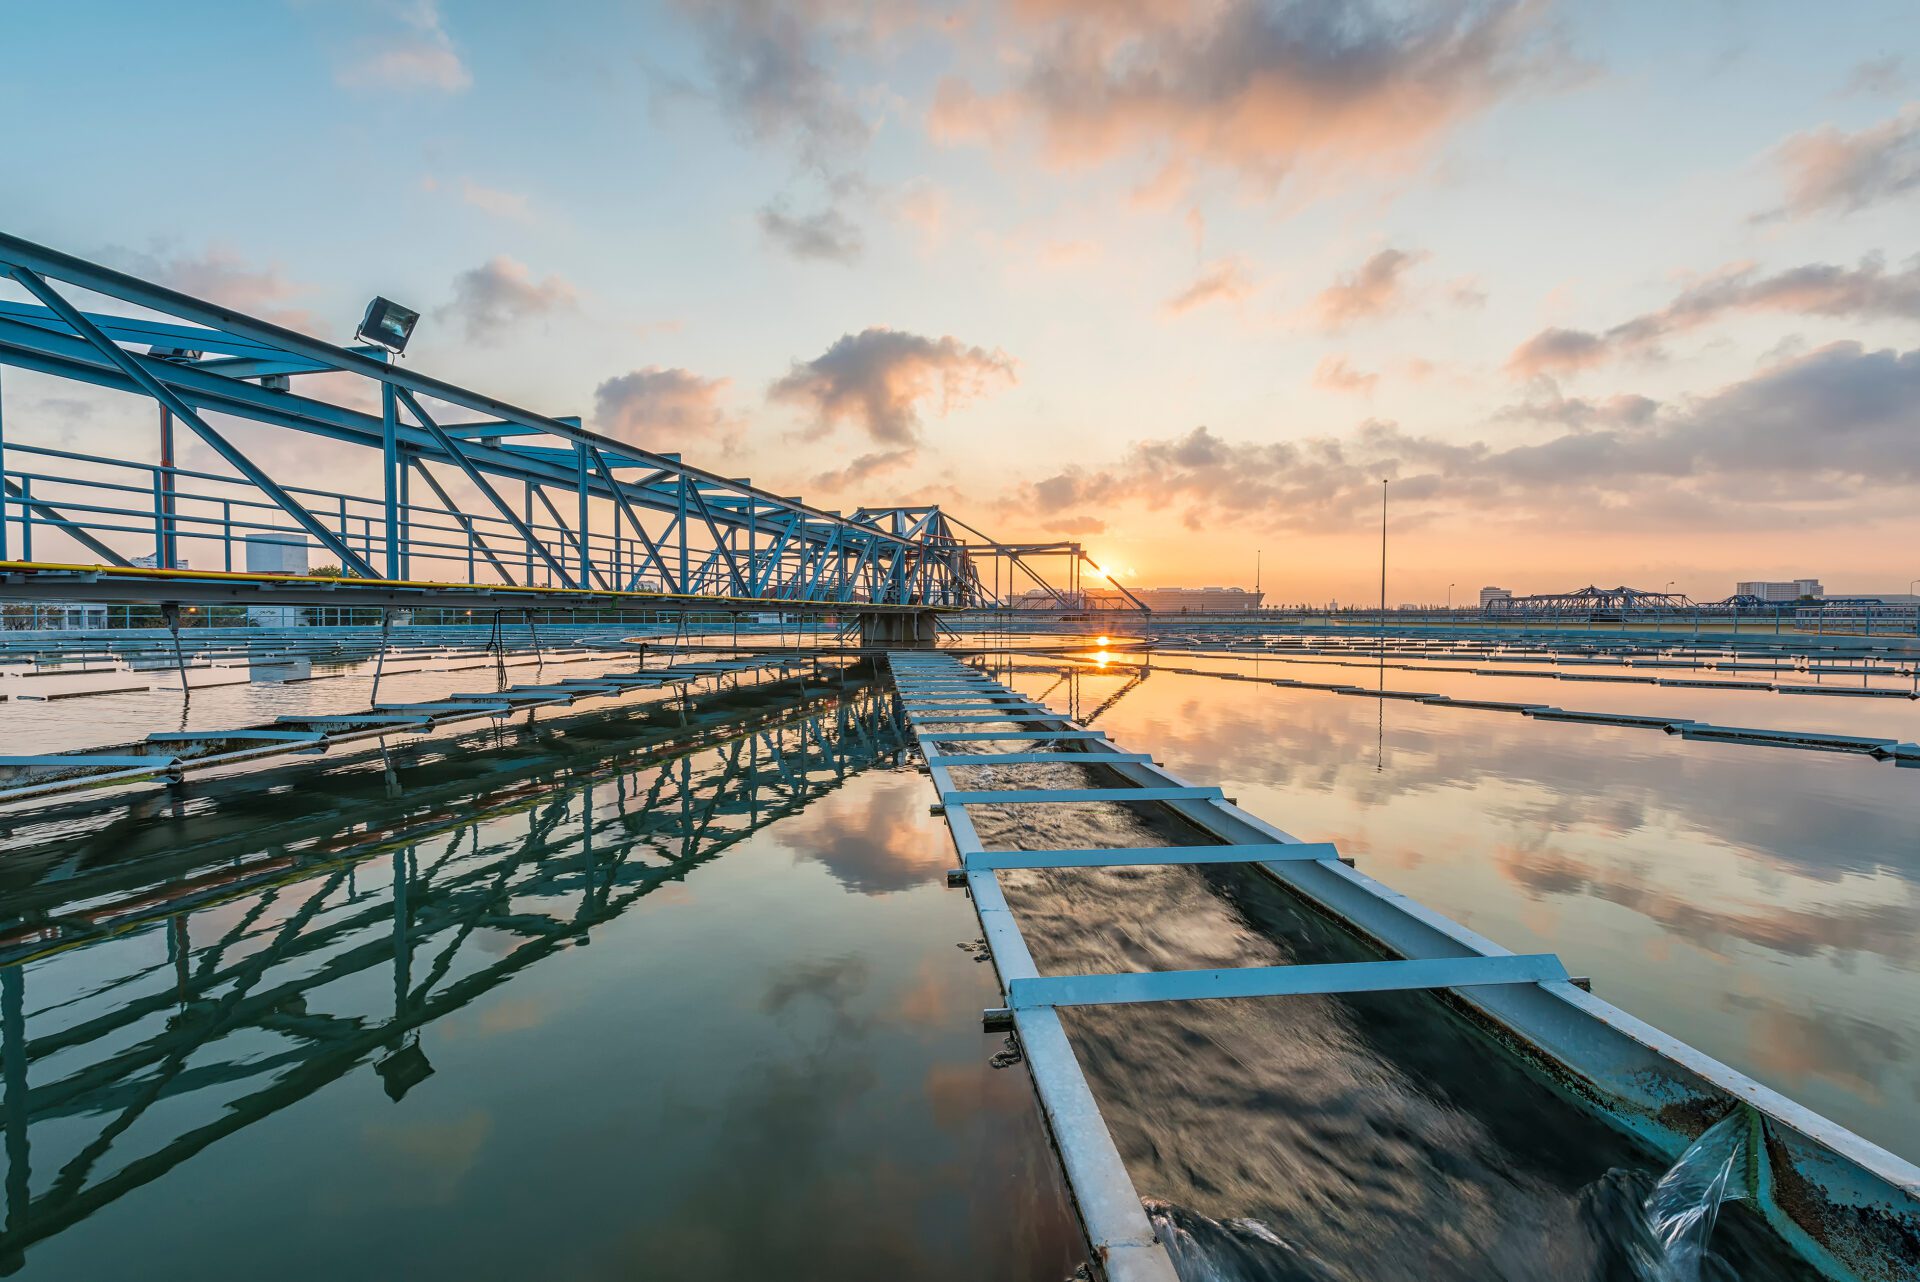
[930,1,1566,185]
[1163,257,1256,317]
[594,366,743,455]
[1313,355,1379,396]
[1312,248,1428,330]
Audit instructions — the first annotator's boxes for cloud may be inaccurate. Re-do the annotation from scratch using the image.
[1762,105,1920,219]
[594,367,742,455]
[337,0,471,93]
[1311,247,1426,329]
[757,202,865,262]
[1840,55,1906,98]
[438,257,578,341]
[1313,355,1378,395]
[457,178,534,223]
[769,327,1016,446]
[1163,257,1255,316]
[928,0,1568,186]
[1048,514,1107,535]
[1013,341,1920,532]
[1495,389,1659,429]
[1506,254,1920,377]
[672,0,873,173]
[811,448,914,490]
[109,243,320,333]
[1447,276,1488,308]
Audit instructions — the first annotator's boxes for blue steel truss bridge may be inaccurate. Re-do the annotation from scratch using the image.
[0,233,1126,634]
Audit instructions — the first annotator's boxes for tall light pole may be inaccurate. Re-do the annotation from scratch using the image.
[1378,480,1388,651]
[1447,581,1456,611]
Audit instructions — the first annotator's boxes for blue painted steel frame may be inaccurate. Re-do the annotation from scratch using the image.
[0,232,982,610]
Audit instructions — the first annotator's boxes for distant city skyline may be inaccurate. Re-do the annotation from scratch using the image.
[3,2,1918,602]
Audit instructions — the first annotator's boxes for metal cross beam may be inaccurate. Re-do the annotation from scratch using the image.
[0,231,984,613]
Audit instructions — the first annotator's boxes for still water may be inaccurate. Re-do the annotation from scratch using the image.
[0,679,1082,1280]
[2,645,1913,1280]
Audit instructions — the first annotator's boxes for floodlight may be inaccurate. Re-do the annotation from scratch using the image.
[147,345,203,362]
[356,296,420,354]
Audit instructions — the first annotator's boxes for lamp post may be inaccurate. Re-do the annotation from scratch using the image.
[1447,582,1455,613]
[1378,480,1388,650]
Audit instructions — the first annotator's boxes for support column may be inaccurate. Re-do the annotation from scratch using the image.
[856,610,938,649]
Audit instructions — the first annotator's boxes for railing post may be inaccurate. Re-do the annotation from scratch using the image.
[576,443,590,589]
[524,483,536,585]
[158,407,177,569]
[0,363,9,563]
[396,451,411,579]
[151,465,167,566]
[382,383,401,580]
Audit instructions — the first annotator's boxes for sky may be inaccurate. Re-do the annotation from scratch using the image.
[2,0,1919,603]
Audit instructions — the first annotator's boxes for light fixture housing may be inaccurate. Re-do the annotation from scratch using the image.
[355,296,420,354]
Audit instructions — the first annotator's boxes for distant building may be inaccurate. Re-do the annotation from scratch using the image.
[1010,586,1264,612]
[1737,579,1823,601]
[1479,586,1512,608]
[246,533,311,627]
[245,534,309,576]
[19,605,109,630]
[1122,586,1263,613]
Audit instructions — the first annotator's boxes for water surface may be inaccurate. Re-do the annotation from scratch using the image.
[0,680,1082,1280]
[998,657,1920,1165]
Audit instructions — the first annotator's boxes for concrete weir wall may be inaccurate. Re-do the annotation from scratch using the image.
[857,610,939,649]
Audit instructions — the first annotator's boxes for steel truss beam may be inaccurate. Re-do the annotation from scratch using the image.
[0,231,980,610]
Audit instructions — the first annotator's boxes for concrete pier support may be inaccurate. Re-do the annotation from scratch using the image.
[857,610,938,649]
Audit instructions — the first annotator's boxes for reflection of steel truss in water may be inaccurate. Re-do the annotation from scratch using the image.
[0,685,905,1270]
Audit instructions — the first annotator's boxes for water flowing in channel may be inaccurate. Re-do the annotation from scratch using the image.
[1144,1111,1760,1282]
[1637,1111,1755,1281]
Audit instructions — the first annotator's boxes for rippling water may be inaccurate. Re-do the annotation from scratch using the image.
[975,826,1812,1277]
[995,656,1920,1164]
[931,648,1895,1279]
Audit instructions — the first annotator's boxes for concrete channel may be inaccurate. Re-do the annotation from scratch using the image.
[889,650,1920,1281]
